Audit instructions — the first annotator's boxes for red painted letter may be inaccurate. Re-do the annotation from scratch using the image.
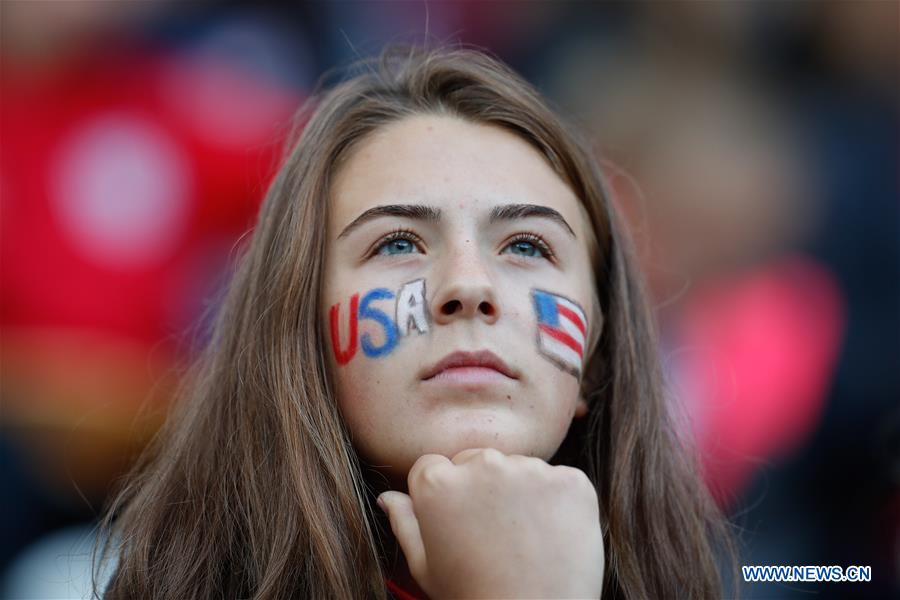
[329,293,359,365]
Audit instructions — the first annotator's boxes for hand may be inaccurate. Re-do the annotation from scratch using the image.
[377,447,605,599]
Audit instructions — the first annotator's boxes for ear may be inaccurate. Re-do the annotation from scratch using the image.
[573,395,589,419]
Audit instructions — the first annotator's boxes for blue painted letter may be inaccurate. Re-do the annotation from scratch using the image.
[359,288,398,357]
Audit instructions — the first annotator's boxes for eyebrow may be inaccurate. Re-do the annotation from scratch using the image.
[489,203,576,238]
[336,202,576,240]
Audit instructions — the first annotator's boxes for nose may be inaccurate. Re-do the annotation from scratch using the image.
[430,242,500,326]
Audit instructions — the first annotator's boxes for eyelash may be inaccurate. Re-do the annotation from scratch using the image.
[371,227,425,255]
[508,232,555,260]
[368,227,556,261]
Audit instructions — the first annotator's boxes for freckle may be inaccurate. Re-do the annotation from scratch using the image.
[529,404,534,410]
[506,395,511,400]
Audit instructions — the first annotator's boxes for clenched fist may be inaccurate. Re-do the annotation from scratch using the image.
[377,447,605,599]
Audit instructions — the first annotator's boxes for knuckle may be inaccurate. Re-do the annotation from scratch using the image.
[479,447,505,464]
[418,466,445,489]
[554,465,593,490]
[409,455,451,492]
[510,454,546,470]
[450,448,480,464]
[462,447,503,468]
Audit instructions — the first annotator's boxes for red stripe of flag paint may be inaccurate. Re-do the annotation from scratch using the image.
[532,289,588,377]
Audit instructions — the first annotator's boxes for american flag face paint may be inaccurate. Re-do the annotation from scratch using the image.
[531,288,588,378]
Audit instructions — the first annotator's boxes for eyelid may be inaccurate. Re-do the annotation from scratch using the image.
[366,227,557,262]
[502,231,556,262]
[367,227,426,258]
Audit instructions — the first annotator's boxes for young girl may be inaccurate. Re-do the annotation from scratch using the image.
[93,44,738,599]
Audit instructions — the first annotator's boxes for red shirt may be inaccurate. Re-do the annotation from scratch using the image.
[385,577,422,600]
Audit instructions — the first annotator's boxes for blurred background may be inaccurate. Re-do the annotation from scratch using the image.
[1,1,896,598]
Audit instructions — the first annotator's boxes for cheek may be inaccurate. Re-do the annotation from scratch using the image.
[529,287,590,380]
[324,277,432,368]
[523,286,590,445]
[333,360,386,431]
[330,353,413,469]
[323,279,432,448]
[531,362,581,419]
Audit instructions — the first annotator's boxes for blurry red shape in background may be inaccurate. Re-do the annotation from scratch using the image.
[0,46,301,502]
[674,254,846,507]
[1,48,300,342]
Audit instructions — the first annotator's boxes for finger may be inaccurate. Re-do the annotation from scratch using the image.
[377,491,429,585]
[407,453,452,489]
[506,453,549,468]
[451,446,504,465]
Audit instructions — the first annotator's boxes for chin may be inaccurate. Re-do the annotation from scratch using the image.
[434,425,533,458]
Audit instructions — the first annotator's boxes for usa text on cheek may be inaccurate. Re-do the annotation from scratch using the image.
[329,278,430,364]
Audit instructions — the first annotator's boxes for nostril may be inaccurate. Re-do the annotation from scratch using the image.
[479,302,495,316]
[441,299,462,315]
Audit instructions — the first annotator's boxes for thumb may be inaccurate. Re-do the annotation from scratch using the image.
[377,491,428,585]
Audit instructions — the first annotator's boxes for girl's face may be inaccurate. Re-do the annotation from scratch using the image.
[321,114,600,490]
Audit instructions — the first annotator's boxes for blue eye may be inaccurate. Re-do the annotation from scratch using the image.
[377,238,415,255]
[503,233,554,260]
[373,229,423,256]
[507,240,542,257]
[370,229,555,261]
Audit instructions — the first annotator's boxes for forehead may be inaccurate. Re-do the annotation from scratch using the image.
[329,114,587,235]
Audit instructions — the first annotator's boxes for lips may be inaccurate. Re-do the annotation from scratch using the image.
[420,349,519,381]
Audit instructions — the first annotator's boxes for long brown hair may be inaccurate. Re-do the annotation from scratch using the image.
[93,43,739,599]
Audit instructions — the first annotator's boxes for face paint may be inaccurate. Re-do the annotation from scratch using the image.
[329,293,359,365]
[396,278,430,336]
[329,278,430,365]
[531,288,588,378]
[359,288,398,357]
